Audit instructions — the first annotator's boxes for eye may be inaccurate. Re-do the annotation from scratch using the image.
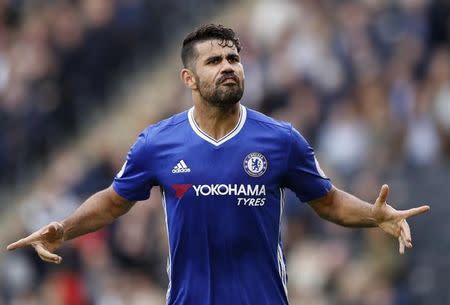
[228,56,240,63]
[208,57,221,65]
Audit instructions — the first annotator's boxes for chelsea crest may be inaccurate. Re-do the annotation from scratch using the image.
[243,152,268,177]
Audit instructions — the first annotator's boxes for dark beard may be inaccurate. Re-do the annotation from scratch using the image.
[197,78,244,110]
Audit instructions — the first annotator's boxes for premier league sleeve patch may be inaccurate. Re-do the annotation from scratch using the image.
[243,152,268,177]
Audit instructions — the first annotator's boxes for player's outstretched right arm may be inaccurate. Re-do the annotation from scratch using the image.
[6,186,134,264]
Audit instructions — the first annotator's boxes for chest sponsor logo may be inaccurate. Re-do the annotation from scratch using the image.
[192,184,265,196]
[171,184,267,207]
[243,152,267,177]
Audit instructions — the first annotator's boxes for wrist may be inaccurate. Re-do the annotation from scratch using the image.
[369,204,380,227]
[59,221,69,241]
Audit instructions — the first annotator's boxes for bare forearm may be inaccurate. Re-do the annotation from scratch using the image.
[330,189,377,227]
[61,187,133,241]
[311,187,377,227]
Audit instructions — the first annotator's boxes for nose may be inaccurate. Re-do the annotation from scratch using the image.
[221,60,235,74]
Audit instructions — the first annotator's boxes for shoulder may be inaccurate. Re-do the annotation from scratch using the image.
[245,107,293,136]
[142,110,189,139]
[131,110,189,154]
[245,107,314,153]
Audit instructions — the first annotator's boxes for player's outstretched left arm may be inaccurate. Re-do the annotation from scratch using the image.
[6,186,134,263]
[309,184,430,254]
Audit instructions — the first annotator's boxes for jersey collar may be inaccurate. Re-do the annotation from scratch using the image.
[188,104,247,146]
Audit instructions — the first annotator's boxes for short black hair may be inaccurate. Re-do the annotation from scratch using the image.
[181,24,241,68]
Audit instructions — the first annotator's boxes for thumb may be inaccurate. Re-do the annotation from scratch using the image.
[376,184,389,205]
[41,222,64,240]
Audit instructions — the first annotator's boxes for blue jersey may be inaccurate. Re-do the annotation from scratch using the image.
[112,105,332,305]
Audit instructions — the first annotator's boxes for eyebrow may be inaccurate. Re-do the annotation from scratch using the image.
[204,53,240,63]
[205,55,222,63]
[227,53,240,60]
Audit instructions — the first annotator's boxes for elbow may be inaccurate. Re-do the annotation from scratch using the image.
[311,187,347,226]
[310,187,336,219]
[104,187,134,219]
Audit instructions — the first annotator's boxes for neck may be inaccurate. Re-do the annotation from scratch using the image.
[192,100,241,141]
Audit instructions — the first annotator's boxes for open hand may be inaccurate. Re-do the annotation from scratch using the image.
[6,222,64,264]
[373,184,430,254]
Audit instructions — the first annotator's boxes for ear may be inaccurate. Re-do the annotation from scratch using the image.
[180,68,197,90]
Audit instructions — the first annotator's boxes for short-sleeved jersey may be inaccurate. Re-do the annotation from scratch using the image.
[113,105,332,305]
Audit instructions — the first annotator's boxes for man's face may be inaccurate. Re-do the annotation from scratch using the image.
[190,39,245,109]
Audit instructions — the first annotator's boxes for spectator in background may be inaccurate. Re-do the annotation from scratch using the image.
[1,1,448,304]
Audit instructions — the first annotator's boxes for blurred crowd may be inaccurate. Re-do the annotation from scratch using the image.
[1,0,449,305]
[0,0,224,189]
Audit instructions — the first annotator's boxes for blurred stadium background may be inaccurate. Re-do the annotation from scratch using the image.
[0,0,449,304]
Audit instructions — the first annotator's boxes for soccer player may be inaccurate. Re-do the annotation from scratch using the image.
[7,24,429,305]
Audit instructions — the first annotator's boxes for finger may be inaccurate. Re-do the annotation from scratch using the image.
[7,239,29,251]
[6,233,38,251]
[38,252,61,264]
[42,224,56,236]
[400,228,412,249]
[33,244,62,264]
[377,184,389,204]
[399,236,405,255]
[401,205,430,219]
[41,222,63,240]
[400,220,412,247]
